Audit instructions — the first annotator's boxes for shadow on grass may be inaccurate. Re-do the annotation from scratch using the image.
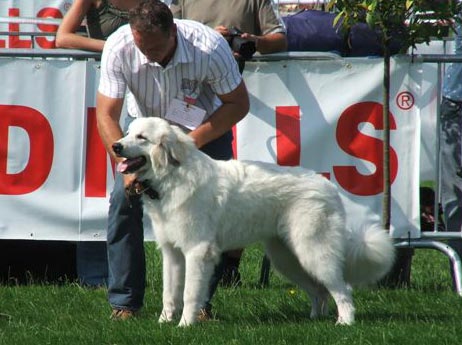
[214,308,457,327]
[357,311,456,324]
[213,304,329,325]
[210,292,459,327]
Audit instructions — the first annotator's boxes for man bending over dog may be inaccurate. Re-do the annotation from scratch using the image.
[96,0,249,320]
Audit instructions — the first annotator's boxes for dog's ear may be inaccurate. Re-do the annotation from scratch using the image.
[151,132,184,169]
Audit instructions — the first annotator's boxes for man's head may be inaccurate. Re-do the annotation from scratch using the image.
[129,0,177,65]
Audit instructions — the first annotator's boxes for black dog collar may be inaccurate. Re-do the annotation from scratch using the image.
[137,181,160,200]
[127,180,160,200]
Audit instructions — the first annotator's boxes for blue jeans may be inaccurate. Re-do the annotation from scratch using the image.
[107,117,233,311]
[76,241,108,287]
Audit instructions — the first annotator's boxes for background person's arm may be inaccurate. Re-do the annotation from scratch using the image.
[56,0,105,51]
[241,31,287,54]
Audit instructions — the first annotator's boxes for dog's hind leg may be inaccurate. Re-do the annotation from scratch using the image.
[289,237,355,325]
[159,244,185,323]
[322,280,354,325]
[264,238,330,320]
[178,242,220,327]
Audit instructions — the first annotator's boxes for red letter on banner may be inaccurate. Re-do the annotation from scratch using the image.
[8,8,32,48]
[232,125,237,159]
[85,107,114,197]
[36,8,62,49]
[0,105,53,195]
[334,102,398,196]
[276,106,300,166]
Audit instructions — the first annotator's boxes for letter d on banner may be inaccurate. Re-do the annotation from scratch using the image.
[0,105,53,195]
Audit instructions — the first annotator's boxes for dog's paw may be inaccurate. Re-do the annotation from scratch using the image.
[177,317,194,327]
[158,316,172,323]
[335,315,354,326]
[158,310,175,323]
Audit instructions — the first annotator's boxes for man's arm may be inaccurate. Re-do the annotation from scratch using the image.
[214,25,287,55]
[189,80,249,149]
[96,91,125,161]
[252,0,288,54]
[244,32,288,54]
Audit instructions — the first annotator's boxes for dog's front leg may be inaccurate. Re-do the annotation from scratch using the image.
[178,242,220,327]
[159,244,185,323]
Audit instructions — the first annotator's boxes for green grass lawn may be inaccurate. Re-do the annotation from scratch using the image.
[1,243,461,345]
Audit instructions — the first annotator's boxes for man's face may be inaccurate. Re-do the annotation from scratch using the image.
[132,25,176,65]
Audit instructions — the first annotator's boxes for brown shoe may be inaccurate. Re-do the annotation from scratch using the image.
[197,308,218,322]
[110,309,138,321]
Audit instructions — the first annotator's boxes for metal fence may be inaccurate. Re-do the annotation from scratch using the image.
[1,45,461,294]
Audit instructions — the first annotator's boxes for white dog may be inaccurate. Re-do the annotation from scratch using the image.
[113,117,395,327]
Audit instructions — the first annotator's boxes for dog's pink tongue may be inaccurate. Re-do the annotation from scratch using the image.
[117,161,129,173]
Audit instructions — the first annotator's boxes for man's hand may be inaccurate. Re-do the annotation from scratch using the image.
[214,25,230,37]
[214,25,257,60]
[123,174,140,197]
[123,174,138,188]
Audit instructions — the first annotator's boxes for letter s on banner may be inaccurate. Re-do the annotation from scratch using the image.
[36,7,63,49]
[334,102,398,196]
[0,105,53,195]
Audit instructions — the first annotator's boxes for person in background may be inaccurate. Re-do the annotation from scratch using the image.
[170,0,287,73]
[96,0,249,321]
[56,0,142,287]
[169,0,287,316]
[440,13,462,290]
[56,0,142,51]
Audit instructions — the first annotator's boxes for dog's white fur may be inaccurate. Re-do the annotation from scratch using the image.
[115,117,395,327]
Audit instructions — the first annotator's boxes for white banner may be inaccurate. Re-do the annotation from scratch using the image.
[240,56,422,239]
[0,56,423,240]
[0,58,86,240]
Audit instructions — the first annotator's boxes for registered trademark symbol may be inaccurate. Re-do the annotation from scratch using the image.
[396,91,415,110]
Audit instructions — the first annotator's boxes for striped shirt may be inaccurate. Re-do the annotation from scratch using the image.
[98,19,242,120]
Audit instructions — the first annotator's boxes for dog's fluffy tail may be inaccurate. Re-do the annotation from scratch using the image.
[343,224,395,286]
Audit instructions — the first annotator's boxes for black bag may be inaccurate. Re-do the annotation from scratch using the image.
[348,22,404,57]
[282,10,348,55]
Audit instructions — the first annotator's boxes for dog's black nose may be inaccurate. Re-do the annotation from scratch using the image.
[112,142,123,155]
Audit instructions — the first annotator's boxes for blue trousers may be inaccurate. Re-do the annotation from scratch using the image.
[440,98,462,233]
[107,117,233,311]
[440,98,462,288]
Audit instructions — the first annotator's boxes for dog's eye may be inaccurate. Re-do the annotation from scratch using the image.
[136,134,147,140]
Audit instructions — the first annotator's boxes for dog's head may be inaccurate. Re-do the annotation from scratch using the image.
[112,117,194,180]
